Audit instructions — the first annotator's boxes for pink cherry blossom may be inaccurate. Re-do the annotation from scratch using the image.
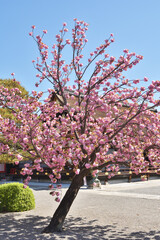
[75,169,80,175]
[85,163,91,169]
[14,161,19,165]
[55,197,61,202]
[16,154,23,161]
[144,77,148,82]
[43,30,48,34]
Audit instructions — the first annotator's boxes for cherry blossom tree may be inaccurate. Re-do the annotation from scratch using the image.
[0,19,160,233]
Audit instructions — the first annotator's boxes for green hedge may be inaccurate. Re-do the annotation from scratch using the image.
[0,182,35,212]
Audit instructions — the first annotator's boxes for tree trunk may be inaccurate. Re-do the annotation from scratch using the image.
[42,170,86,233]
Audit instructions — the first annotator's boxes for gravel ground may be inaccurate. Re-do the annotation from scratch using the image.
[0,179,160,240]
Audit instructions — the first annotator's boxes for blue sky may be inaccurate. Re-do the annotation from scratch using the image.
[1,0,160,95]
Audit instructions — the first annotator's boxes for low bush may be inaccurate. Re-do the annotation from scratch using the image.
[0,182,35,212]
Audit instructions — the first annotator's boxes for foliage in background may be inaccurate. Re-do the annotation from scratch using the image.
[0,79,28,163]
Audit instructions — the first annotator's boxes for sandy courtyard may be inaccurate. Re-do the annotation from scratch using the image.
[0,179,160,239]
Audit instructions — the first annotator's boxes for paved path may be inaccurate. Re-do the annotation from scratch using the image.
[0,178,160,239]
[99,178,160,200]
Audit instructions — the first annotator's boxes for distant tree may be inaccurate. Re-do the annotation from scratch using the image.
[0,20,160,233]
[0,79,28,163]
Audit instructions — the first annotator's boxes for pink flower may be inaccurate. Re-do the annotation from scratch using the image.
[52,178,57,183]
[140,87,145,91]
[144,77,148,82]
[136,55,143,60]
[31,25,35,29]
[29,32,33,36]
[75,169,80,175]
[49,174,54,179]
[11,73,15,76]
[66,39,71,44]
[23,137,28,144]
[56,173,61,179]
[50,191,55,196]
[43,30,48,34]
[14,161,19,165]
[16,154,23,161]
[105,54,109,58]
[133,79,140,84]
[56,191,60,196]
[123,49,129,53]
[49,184,54,189]
[85,163,91,169]
[55,197,61,202]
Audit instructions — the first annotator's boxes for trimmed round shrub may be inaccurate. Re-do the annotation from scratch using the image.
[0,182,35,212]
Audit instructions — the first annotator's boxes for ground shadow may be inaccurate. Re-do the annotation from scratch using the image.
[0,214,160,240]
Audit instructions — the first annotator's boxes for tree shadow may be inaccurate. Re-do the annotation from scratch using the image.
[0,213,50,240]
[0,214,160,240]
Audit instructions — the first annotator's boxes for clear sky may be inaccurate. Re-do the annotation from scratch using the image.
[1,0,160,95]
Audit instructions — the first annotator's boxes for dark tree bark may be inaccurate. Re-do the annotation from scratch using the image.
[42,169,88,233]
